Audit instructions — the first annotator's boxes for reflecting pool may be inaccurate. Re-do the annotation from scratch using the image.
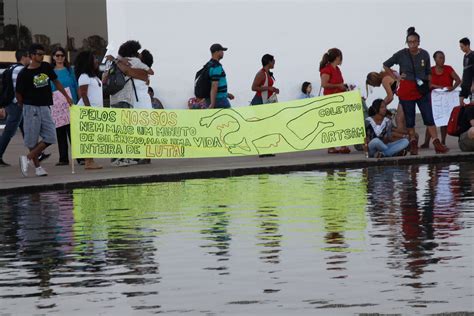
[0,163,473,315]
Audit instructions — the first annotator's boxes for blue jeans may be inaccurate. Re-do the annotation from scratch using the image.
[399,93,435,128]
[250,95,263,105]
[205,98,231,109]
[368,138,409,157]
[0,102,22,158]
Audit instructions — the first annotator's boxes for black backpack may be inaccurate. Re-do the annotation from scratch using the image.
[0,64,20,107]
[103,61,138,101]
[103,61,128,96]
[194,62,212,99]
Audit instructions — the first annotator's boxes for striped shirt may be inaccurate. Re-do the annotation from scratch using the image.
[208,59,228,99]
[12,64,25,103]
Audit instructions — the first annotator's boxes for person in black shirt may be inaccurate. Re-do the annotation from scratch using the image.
[16,44,72,177]
[459,37,473,105]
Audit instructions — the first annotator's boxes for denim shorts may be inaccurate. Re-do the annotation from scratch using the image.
[399,93,435,128]
[205,98,231,109]
[23,104,57,148]
[250,95,263,106]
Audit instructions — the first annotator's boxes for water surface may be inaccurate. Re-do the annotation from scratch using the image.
[1,163,473,315]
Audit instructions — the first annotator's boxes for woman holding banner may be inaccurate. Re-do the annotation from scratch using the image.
[51,47,78,166]
[420,51,461,148]
[319,48,351,154]
[74,51,103,170]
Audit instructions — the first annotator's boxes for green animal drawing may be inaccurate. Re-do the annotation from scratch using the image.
[199,95,344,155]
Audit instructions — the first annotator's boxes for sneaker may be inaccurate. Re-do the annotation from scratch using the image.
[124,159,138,166]
[35,166,48,177]
[137,159,151,165]
[111,158,130,167]
[0,158,10,167]
[38,152,51,162]
[19,155,30,177]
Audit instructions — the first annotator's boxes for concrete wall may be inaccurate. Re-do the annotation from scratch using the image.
[107,0,473,109]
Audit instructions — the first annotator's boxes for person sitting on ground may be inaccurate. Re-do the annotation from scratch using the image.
[365,99,409,158]
[420,50,461,148]
[148,87,163,109]
[299,81,314,99]
[458,104,474,152]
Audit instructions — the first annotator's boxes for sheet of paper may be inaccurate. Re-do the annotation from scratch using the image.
[431,88,460,126]
[51,88,72,128]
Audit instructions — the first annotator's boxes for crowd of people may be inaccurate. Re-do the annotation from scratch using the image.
[0,27,472,177]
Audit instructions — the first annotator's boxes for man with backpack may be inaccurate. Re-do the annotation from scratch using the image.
[102,40,150,167]
[0,50,31,167]
[195,44,234,109]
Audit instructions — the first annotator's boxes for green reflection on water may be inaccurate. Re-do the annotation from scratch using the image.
[72,170,368,253]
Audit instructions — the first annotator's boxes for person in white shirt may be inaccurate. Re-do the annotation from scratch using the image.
[74,51,103,170]
[129,49,154,109]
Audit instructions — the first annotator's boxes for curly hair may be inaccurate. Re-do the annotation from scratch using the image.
[140,49,154,67]
[118,40,141,58]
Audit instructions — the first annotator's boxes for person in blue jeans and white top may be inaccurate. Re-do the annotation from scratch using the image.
[366,99,409,158]
[206,44,235,109]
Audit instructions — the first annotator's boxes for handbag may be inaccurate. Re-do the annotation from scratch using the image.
[447,105,465,136]
[407,49,430,96]
[267,93,278,103]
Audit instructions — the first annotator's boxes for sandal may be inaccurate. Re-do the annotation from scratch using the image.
[339,146,351,154]
[328,147,339,154]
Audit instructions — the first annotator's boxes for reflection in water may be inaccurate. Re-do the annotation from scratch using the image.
[0,163,473,315]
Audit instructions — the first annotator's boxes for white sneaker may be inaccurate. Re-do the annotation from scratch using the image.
[124,159,138,166]
[111,159,130,167]
[35,166,48,177]
[19,155,30,177]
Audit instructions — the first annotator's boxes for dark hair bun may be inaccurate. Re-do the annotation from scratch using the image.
[407,26,415,35]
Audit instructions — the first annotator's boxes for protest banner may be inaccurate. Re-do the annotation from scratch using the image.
[70,91,366,159]
[431,88,460,126]
[51,88,72,128]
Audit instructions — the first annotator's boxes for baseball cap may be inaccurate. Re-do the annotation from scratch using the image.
[210,43,228,53]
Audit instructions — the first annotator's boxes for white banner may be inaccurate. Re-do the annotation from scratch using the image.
[431,88,460,126]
